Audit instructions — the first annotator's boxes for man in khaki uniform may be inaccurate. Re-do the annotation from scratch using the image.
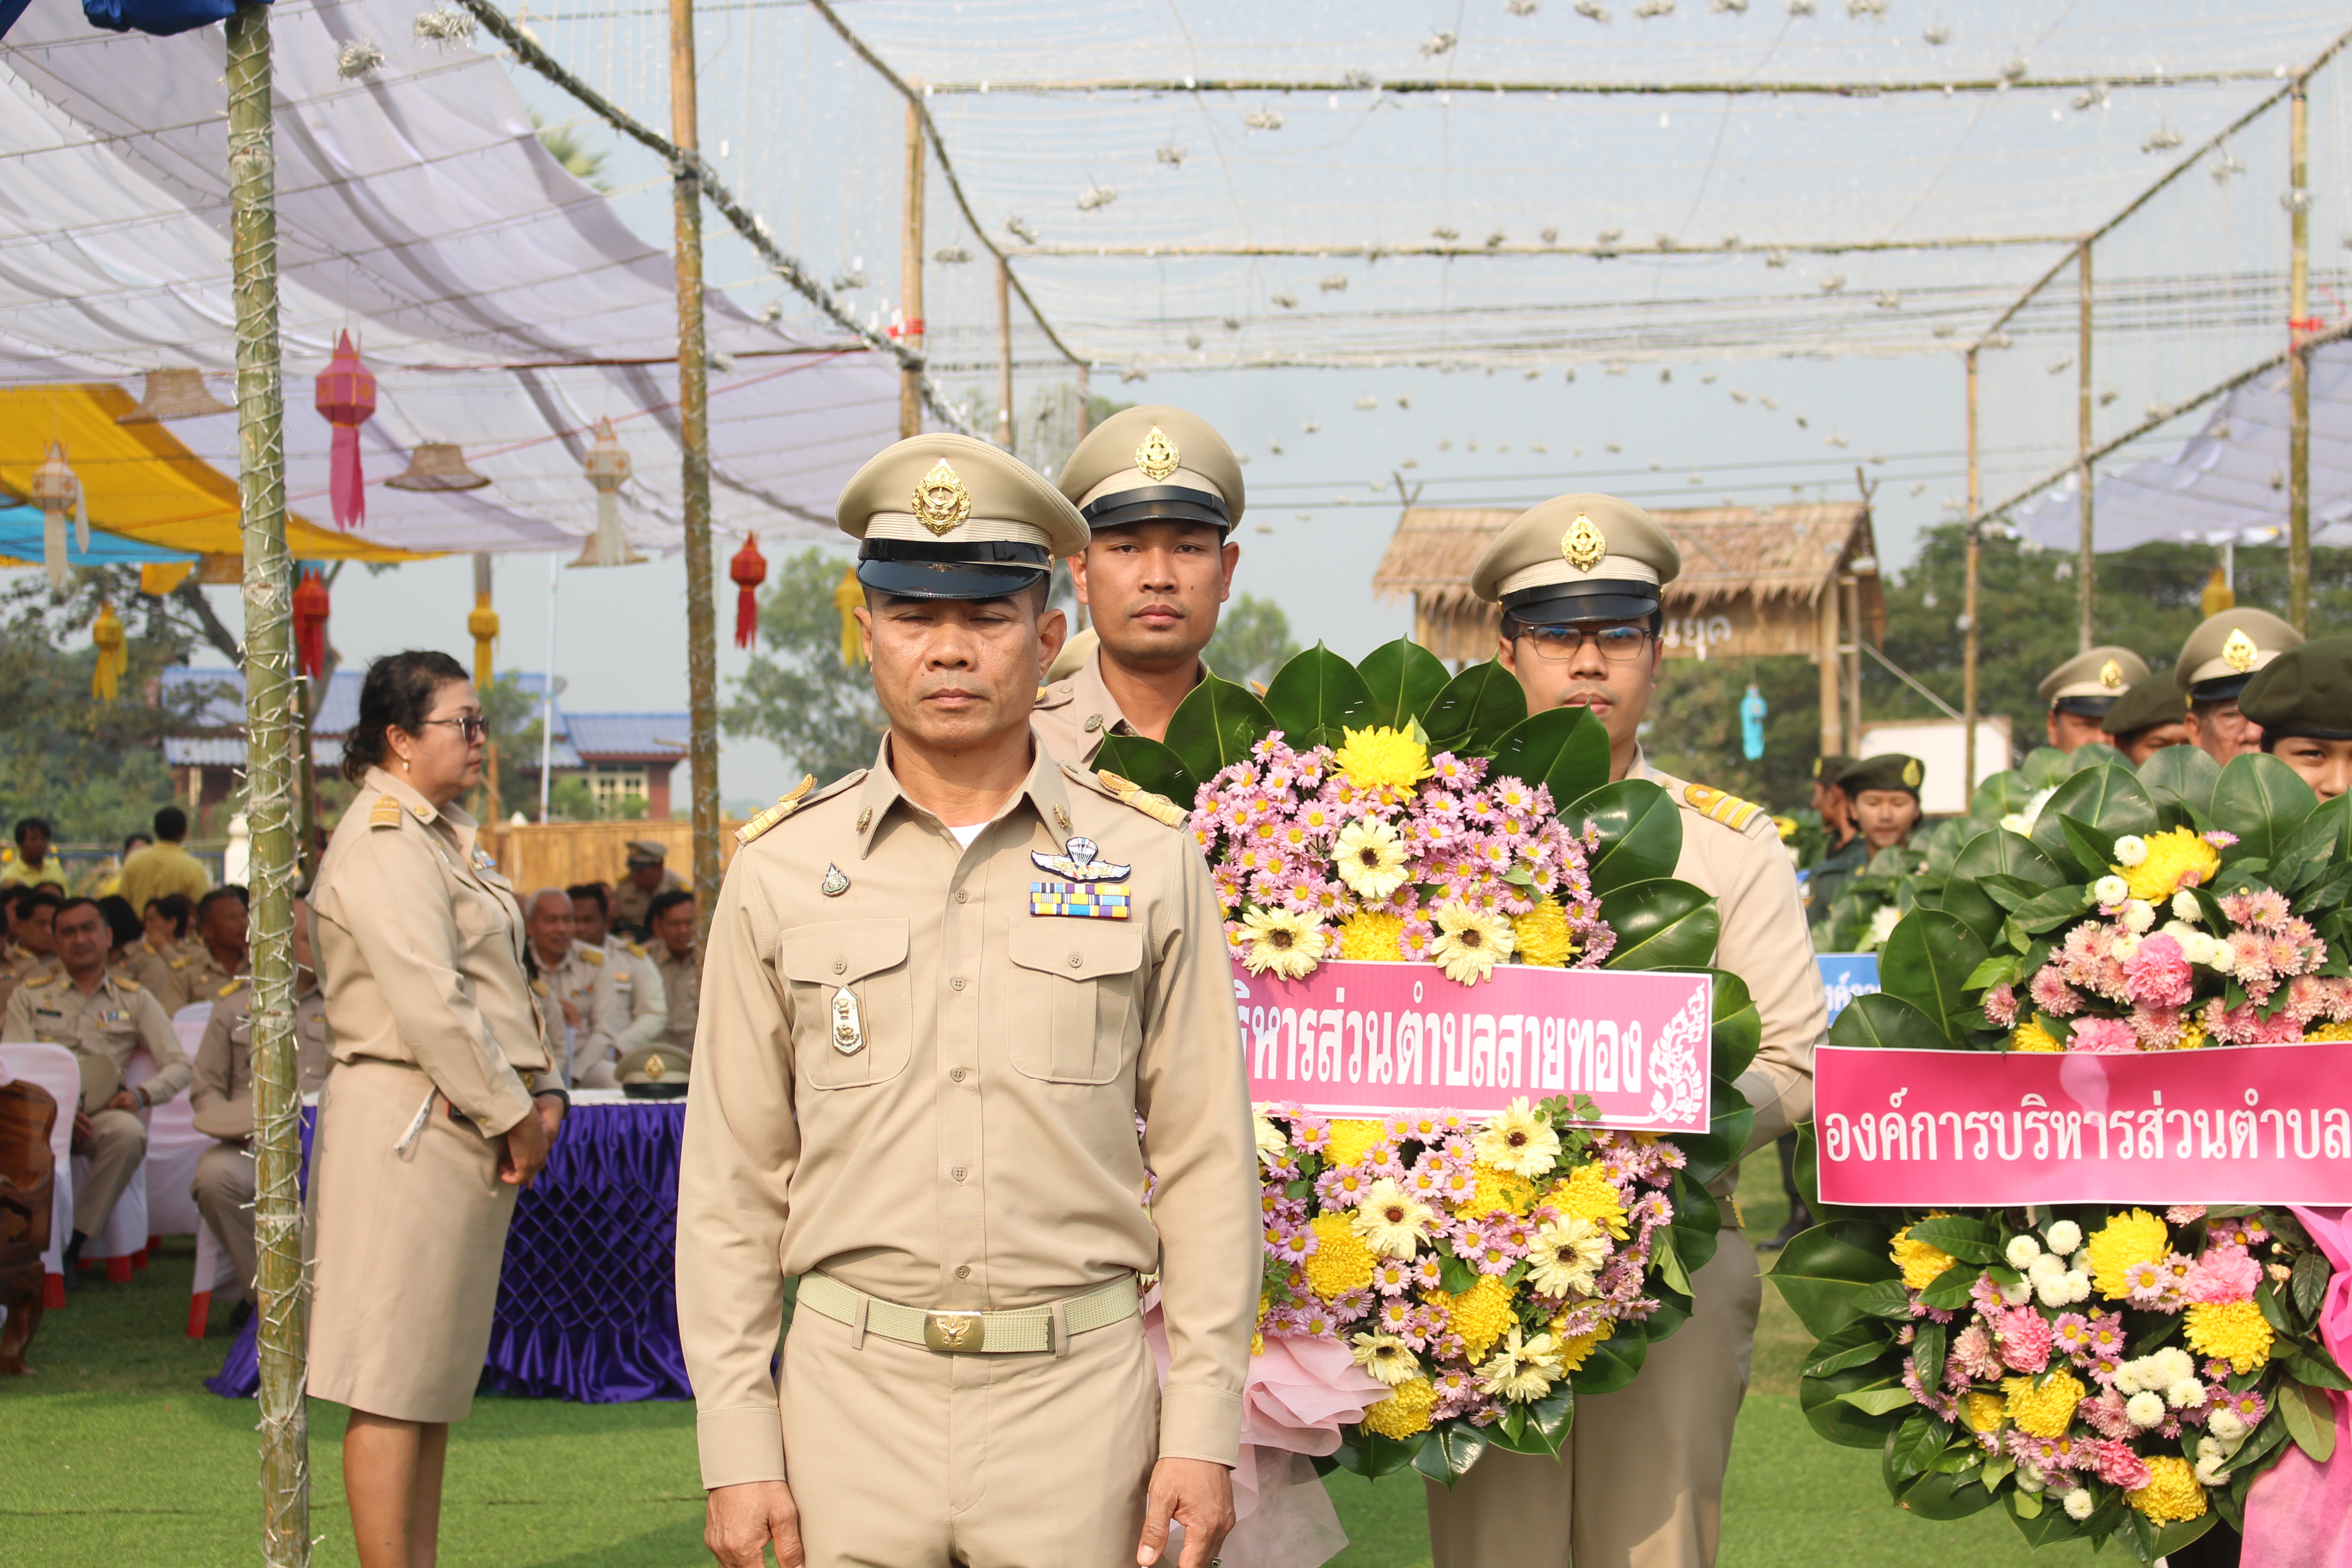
[1033,406,1246,762]
[569,883,669,1055]
[2038,645,2147,752]
[156,887,248,1014]
[644,888,698,1054]
[1438,494,1827,1568]
[190,895,334,1322]
[610,841,685,935]
[680,432,1258,1568]
[1,886,63,1013]
[118,804,212,918]
[2,897,189,1275]
[2176,607,2304,764]
[523,888,623,1088]
[122,892,197,1001]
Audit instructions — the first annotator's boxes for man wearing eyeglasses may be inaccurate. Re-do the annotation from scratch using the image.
[1432,495,1826,1568]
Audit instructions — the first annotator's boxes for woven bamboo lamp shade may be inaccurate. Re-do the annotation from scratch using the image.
[115,368,233,424]
[383,442,490,492]
[568,417,643,567]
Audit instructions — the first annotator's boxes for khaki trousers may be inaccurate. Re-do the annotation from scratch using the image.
[191,1142,257,1302]
[1425,1232,1763,1568]
[73,1107,147,1238]
[780,1299,1161,1568]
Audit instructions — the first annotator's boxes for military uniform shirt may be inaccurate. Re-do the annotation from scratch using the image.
[0,942,57,1014]
[2,966,190,1107]
[191,976,334,1141]
[610,867,686,934]
[1029,644,1211,767]
[164,945,244,1015]
[534,941,624,1083]
[651,942,699,1054]
[603,936,670,1053]
[676,741,1259,1489]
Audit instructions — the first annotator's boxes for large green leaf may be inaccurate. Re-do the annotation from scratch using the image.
[1568,1321,1650,1394]
[2025,764,2156,867]
[1159,673,1275,784]
[2272,794,2352,898]
[1597,878,1719,970]
[1422,659,1528,754]
[1802,1316,1896,1378]
[1089,733,1199,812]
[1330,1427,1425,1479]
[1675,1076,1752,1191]
[1411,1419,1490,1485]
[1966,770,2035,826]
[2212,752,2319,865]
[1877,910,1990,1046]
[1355,637,1452,730]
[1568,779,1684,896]
[1829,991,1958,1054]
[1482,1386,1575,1457]
[1486,706,1612,810]
[2140,743,2220,817]
[1259,642,1380,748]
[1706,967,1760,1083]
[1897,1468,1998,1521]
[1766,1217,1899,1337]
[1951,828,2063,888]
[2018,746,2077,789]
[1799,1362,1911,1449]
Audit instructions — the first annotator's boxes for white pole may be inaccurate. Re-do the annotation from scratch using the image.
[539,552,558,822]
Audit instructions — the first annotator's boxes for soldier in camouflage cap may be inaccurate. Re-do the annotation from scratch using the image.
[2242,635,2352,801]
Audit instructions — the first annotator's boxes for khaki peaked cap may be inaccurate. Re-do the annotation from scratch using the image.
[2039,646,2148,715]
[2241,636,2352,740]
[1057,405,1247,535]
[1471,494,1681,624]
[2174,607,2303,699]
[837,433,1088,599]
[2101,669,2190,739]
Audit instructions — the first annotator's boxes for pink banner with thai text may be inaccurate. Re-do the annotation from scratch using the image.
[1231,959,1714,1133]
[1816,1043,2352,1207]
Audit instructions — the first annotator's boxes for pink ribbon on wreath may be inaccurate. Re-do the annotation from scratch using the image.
[1142,1300,1388,1568]
[2241,1207,2352,1568]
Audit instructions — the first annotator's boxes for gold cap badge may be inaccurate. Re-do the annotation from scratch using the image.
[1136,426,1180,481]
[1901,758,1923,788]
[2222,627,2259,673]
[644,1053,665,1081]
[912,460,972,536]
[1560,513,1607,573]
[2098,658,2124,689]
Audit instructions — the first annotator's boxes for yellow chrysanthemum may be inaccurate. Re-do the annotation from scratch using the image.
[2185,1299,2274,1374]
[2011,1020,2064,1053]
[2174,1018,2210,1050]
[1326,1118,1390,1168]
[1358,1376,1439,1439]
[1890,1217,1959,1291]
[1336,910,1406,963]
[1331,725,1433,795]
[2002,1370,2087,1438]
[2115,826,2220,903]
[1427,1274,1515,1360]
[2128,1455,2208,1525]
[1511,898,1576,968]
[1303,1212,1377,1299]
[2305,1019,2352,1043]
[1546,1317,1616,1373]
[1461,1160,1541,1220]
[2086,1209,2173,1300]
[1965,1392,2007,1434]
[1547,1162,1631,1240]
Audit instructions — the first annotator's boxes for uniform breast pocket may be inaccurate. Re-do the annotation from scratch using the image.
[1005,921,1144,1085]
[777,920,911,1090]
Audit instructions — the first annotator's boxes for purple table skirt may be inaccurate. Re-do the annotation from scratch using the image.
[210,1099,691,1404]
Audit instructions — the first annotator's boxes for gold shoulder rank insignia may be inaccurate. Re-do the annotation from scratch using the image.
[532,978,550,997]
[169,953,192,970]
[1036,684,1050,703]
[22,971,55,989]
[1684,783,1766,833]
[580,946,604,966]
[735,774,819,846]
[1096,769,1189,828]
[627,942,647,959]
[370,795,403,828]
[217,978,239,998]
[113,973,141,991]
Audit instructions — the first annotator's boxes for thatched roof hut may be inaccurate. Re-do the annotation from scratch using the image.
[1371,502,1886,663]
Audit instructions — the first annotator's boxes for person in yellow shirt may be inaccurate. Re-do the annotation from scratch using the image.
[117,806,212,917]
[2,818,69,893]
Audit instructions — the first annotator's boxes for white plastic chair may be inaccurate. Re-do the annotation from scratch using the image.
[0,1044,80,1310]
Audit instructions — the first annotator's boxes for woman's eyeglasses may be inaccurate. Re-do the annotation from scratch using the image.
[419,716,489,742]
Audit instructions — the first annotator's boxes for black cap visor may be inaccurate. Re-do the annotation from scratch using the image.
[2189,673,2254,704]
[2051,694,2120,720]
[1079,485,1232,536]
[857,538,1050,601]
[1501,578,1662,627]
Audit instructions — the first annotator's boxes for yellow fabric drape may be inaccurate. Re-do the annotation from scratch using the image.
[139,561,196,596]
[91,600,127,702]
[833,563,866,667]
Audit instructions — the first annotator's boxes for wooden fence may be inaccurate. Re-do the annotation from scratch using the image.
[474,818,745,896]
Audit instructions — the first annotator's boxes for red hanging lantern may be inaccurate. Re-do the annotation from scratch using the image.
[729,533,767,648]
[293,568,331,680]
[314,330,377,529]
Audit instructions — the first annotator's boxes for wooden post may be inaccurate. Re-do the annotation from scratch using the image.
[996,257,1014,450]
[671,0,722,946]
[1817,580,1841,757]
[226,6,307,1562]
[1843,574,1863,750]
[1963,347,1982,790]
[1076,361,1091,439]
[901,94,925,440]
[2287,75,2312,633]
[2076,242,2095,652]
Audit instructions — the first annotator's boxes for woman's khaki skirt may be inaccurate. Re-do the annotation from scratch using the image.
[306,1057,518,1423]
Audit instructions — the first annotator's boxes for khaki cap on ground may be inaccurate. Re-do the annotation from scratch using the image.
[1838,754,1924,797]
[2240,636,2352,740]
[2173,608,2303,700]
[837,433,1087,600]
[616,1044,691,1096]
[1056,406,1245,536]
[1470,494,1681,624]
[2038,645,2148,717]
[2101,668,2190,739]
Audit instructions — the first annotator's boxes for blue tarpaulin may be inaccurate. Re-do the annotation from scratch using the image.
[79,0,250,37]
[0,505,198,565]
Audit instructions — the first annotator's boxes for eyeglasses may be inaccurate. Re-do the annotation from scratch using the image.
[419,716,489,742]
[1517,625,1652,663]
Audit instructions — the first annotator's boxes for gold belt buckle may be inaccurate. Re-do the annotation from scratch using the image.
[923,1311,985,1353]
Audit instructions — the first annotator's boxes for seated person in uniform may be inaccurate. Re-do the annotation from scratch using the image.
[1,887,64,1012]
[168,886,251,1014]
[645,888,699,1055]
[141,892,194,960]
[95,897,143,964]
[1838,754,1925,853]
[2241,637,2352,803]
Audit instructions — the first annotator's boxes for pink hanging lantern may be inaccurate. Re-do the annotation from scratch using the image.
[314,330,378,529]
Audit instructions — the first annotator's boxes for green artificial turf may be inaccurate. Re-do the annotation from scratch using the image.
[2,1161,2090,1566]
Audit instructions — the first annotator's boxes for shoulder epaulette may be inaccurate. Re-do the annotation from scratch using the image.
[21,970,56,989]
[369,795,404,829]
[1035,684,1050,703]
[531,977,550,997]
[169,953,193,970]
[735,773,819,847]
[580,946,604,966]
[1090,767,1190,828]
[217,978,240,997]
[112,972,142,992]
[626,941,647,959]
[1683,783,1768,834]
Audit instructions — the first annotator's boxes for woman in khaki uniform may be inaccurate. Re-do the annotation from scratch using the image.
[307,651,568,1568]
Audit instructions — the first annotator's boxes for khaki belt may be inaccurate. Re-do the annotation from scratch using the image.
[798,1271,1137,1356]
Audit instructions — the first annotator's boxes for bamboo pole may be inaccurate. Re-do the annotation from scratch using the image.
[1963,347,1981,790]
[1843,574,1862,750]
[1818,583,1841,757]
[2076,243,2095,653]
[902,94,925,440]
[2288,76,2312,633]
[671,0,722,944]
[996,258,1014,450]
[916,65,2295,98]
[226,6,307,1563]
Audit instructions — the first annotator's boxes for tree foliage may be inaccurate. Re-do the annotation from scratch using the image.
[722,548,888,788]
[1202,593,1302,688]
